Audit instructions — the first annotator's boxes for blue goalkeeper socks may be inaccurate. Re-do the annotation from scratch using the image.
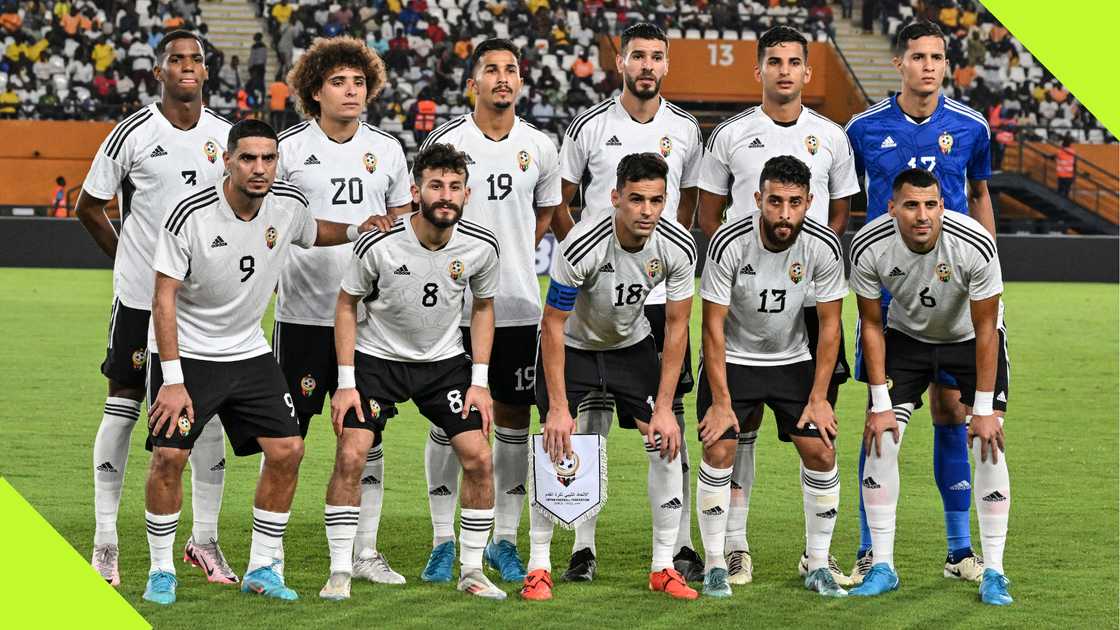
[934,423,972,556]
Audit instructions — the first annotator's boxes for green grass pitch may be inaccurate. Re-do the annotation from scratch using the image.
[0,268,1116,628]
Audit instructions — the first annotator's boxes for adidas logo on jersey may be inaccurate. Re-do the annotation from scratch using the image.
[660,498,683,510]
[506,484,526,495]
[304,154,321,165]
[429,485,452,496]
[880,136,897,149]
[949,480,971,491]
[982,491,1008,502]
[605,135,622,146]
[394,265,411,275]
[209,458,225,472]
[149,145,168,158]
[96,461,118,473]
[598,262,615,273]
[740,264,756,275]
[463,153,476,165]
[361,474,381,486]
[815,508,838,519]
[862,477,881,489]
[211,236,228,248]
[701,505,724,516]
[888,266,906,277]
[748,138,765,148]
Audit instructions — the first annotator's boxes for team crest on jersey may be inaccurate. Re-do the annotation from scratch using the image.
[805,134,820,155]
[131,348,146,370]
[659,136,672,157]
[789,262,804,284]
[448,259,465,280]
[265,226,278,249]
[936,262,952,282]
[517,150,531,172]
[555,452,580,487]
[645,258,663,279]
[938,131,954,155]
[177,416,191,436]
[300,374,316,397]
[203,139,219,163]
[368,399,381,419]
[363,152,378,173]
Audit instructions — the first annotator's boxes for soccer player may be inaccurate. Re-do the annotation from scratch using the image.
[140,119,378,605]
[696,156,848,599]
[844,20,995,583]
[695,25,859,586]
[76,30,235,586]
[552,21,705,582]
[322,143,506,601]
[522,153,697,601]
[272,36,412,584]
[847,168,1012,606]
[417,38,562,584]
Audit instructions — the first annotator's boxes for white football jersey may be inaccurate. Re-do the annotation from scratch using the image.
[274,120,412,327]
[698,105,859,225]
[550,213,696,351]
[701,212,847,366]
[151,179,318,361]
[849,212,1003,344]
[421,114,561,327]
[560,95,702,306]
[340,213,501,363]
[83,104,231,310]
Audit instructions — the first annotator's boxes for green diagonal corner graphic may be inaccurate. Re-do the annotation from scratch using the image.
[0,478,150,628]
[982,0,1120,134]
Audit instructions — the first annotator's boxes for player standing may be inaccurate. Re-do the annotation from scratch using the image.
[322,143,507,601]
[273,36,413,583]
[847,168,1012,606]
[76,30,235,586]
[552,21,705,582]
[141,119,379,605]
[696,156,847,598]
[844,20,995,583]
[522,153,697,601]
[417,38,562,584]
[695,25,859,585]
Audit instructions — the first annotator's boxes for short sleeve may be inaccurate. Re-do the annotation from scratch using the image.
[152,222,191,281]
[845,120,866,180]
[679,125,703,188]
[533,135,562,207]
[811,248,848,303]
[848,245,882,300]
[558,132,588,184]
[340,248,377,297]
[549,233,587,289]
[290,200,318,249]
[468,246,500,299]
[967,125,992,181]
[698,241,735,306]
[968,250,1003,302]
[385,146,413,208]
[665,236,697,302]
[82,131,131,200]
[697,131,732,195]
[828,131,861,199]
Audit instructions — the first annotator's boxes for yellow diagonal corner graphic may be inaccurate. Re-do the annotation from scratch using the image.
[0,479,149,628]
[982,0,1120,134]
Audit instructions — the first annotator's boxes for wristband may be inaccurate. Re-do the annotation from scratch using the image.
[161,359,184,385]
[471,363,489,388]
[346,225,360,242]
[869,383,892,413]
[972,390,994,416]
[337,365,356,389]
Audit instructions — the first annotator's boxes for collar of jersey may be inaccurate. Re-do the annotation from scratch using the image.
[216,177,263,223]
[893,93,945,126]
[311,118,360,144]
[467,112,517,143]
[614,94,665,125]
[403,212,457,253]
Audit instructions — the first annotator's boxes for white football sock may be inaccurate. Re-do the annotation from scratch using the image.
[724,430,756,553]
[425,428,459,546]
[145,510,179,574]
[458,508,494,572]
[355,444,384,556]
[248,508,289,574]
[646,436,684,572]
[325,505,359,575]
[672,400,694,553]
[93,397,141,546]
[492,426,529,545]
[972,422,1010,574]
[527,504,554,573]
[572,394,612,556]
[188,418,225,543]
[862,413,907,570]
[696,460,732,571]
[801,463,841,572]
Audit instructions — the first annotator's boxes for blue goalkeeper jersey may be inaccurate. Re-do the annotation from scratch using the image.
[845,94,991,220]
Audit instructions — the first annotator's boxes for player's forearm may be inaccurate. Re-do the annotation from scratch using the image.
[676,187,699,229]
[535,204,561,245]
[541,316,569,411]
[551,180,580,241]
[314,219,357,246]
[968,181,997,237]
[696,190,727,238]
[74,191,118,258]
[152,278,180,361]
[387,203,412,217]
[860,322,888,385]
[971,298,1000,393]
[655,304,690,406]
[827,197,851,238]
[810,302,842,401]
[701,308,732,405]
[333,292,359,368]
[468,298,495,366]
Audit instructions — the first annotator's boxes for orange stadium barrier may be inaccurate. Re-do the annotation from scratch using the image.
[0,120,115,209]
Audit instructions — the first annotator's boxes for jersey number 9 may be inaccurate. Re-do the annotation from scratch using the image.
[240,255,255,282]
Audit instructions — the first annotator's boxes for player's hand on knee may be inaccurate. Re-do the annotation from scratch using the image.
[331,387,364,438]
[799,398,837,450]
[464,385,493,439]
[149,384,193,438]
[968,413,1004,464]
[863,409,899,458]
[543,406,576,463]
[648,407,681,461]
[698,402,737,449]
[359,214,395,234]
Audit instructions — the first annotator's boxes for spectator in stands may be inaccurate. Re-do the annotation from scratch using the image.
[272,0,294,28]
[529,89,556,131]
[128,33,156,83]
[1039,92,1058,124]
[407,86,437,145]
[220,54,241,93]
[1054,135,1076,197]
[268,69,289,132]
[91,36,115,73]
[50,176,67,218]
[0,5,21,34]
[570,51,593,86]
[249,33,268,85]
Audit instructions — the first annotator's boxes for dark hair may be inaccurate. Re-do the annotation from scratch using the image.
[615,152,669,191]
[286,36,388,118]
[757,26,808,62]
[155,29,206,60]
[893,20,945,56]
[891,167,941,195]
[412,142,470,182]
[620,22,668,54]
[469,38,520,77]
[227,119,278,152]
[758,155,811,193]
